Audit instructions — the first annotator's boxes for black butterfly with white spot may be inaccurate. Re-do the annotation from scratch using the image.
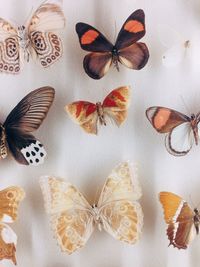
[0,86,55,166]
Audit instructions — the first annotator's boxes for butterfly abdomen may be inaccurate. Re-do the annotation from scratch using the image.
[0,126,7,159]
[96,102,106,126]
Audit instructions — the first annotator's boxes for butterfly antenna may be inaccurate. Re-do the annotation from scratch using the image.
[114,20,117,43]
[180,95,191,115]
[189,194,195,209]
[22,6,34,26]
[94,186,101,206]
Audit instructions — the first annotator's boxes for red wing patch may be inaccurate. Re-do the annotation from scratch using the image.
[124,20,144,33]
[73,101,97,118]
[81,30,99,45]
[103,90,126,107]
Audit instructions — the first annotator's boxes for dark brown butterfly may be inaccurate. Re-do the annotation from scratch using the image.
[76,9,149,79]
[159,191,200,249]
[0,87,55,165]
[146,106,200,156]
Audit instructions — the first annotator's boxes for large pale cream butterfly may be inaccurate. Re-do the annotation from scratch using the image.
[0,186,25,265]
[0,0,65,74]
[40,162,143,254]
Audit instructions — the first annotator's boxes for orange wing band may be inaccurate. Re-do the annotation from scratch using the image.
[81,30,99,44]
[124,20,144,33]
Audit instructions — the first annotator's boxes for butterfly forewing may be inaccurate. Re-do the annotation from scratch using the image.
[102,86,130,126]
[4,86,55,132]
[146,107,189,133]
[40,176,95,254]
[159,192,195,249]
[3,87,54,165]
[0,187,25,223]
[115,9,146,50]
[76,23,113,52]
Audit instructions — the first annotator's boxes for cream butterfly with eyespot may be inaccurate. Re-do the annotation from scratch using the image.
[40,162,143,254]
[0,0,65,74]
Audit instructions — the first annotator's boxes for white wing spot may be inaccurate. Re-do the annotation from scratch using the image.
[21,140,47,166]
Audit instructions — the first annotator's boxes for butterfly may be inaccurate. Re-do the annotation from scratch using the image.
[159,191,200,249]
[0,0,65,74]
[0,186,25,265]
[40,162,143,254]
[65,86,130,135]
[0,86,55,165]
[76,9,149,79]
[145,106,200,156]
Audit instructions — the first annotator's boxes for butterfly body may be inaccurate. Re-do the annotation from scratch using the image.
[193,208,200,234]
[76,9,149,79]
[17,26,31,61]
[96,102,106,126]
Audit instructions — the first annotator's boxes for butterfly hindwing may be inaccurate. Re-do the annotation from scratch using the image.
[40,176,94,254]
[76,23,113,52]
[0,223,17,265]
[159,192,195,249]
[118,42,149,70]
[83,52,112,80]
[0,18,20,74]
[3,87,54,165]
[115,9,146,50]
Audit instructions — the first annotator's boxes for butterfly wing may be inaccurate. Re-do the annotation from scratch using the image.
[76,23,113,79]
[40,176,94,254]
[65,101,99,135]
[98,162,143,244]
[0,223,17,265]
[4,87,55,165]
[146,106,189,133]
[0,186,25,223]
[115,10,146,50]
[159,192,195,249]
[27,1,65,67]
[0,18,20,74]
[102,86,130,126]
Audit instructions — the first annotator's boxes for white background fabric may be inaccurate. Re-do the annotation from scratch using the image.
[1,0,200,266]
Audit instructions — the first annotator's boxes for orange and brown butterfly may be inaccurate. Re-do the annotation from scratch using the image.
[146,106,200,156]
[159,191,200,249]
[0,186,25,264]
[65,86,130,135]
[76,9,149,79]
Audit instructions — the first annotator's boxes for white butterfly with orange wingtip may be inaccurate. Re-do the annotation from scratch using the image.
[0,0,65,74]
[0,186,25,265]
[40,162,143,254]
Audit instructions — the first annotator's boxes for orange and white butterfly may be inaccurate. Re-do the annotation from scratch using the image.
[146,106,200,156]
[159,191,200,249]
[0,0,65,74]
[0,186,25,265]
[65,86,130,135]
[40,162,143,254]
